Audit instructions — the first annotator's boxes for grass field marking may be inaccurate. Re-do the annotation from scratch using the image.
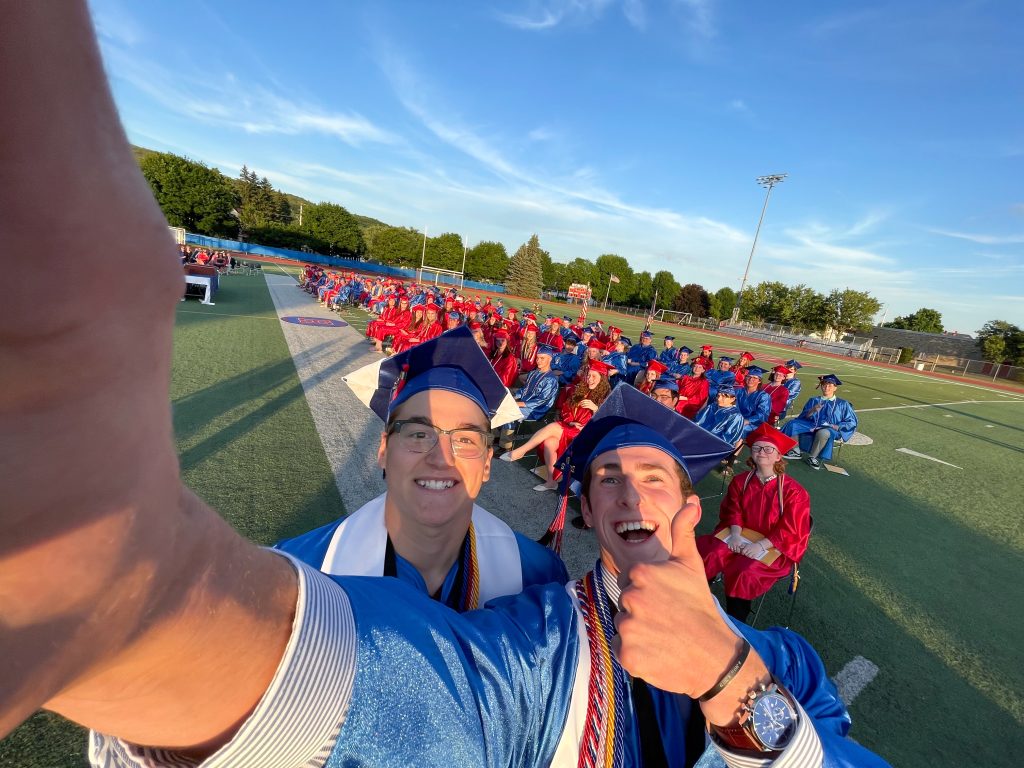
[812,534,1024,726]
[856,399,1024,413]
[895,448,963,469]
[177,309,281,321]
[832,656,880,706]
[272,265,302,285]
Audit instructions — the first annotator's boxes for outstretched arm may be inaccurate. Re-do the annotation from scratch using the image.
[0,1,296,752]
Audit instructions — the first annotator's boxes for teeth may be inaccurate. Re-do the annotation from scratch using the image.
[416,479,455,490]
[614,521,657,534]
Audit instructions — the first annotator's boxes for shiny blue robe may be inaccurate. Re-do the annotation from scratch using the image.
[552,352,581,385]
[694,403,745,445]
[781,397,858,460]
[784,378,802,414]
[515,369,560,420]
[604,351,630,387]
[667,360,692,379]
[703,369,736,401]
[626,343,658,381]
[737,388,772,437]
[658,347,681,365]
[274,519,567,610]
[325,577,889,767]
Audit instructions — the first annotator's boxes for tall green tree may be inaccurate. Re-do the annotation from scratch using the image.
[138,152,236,236]
[709,286,736,320]
[235,167,278,231]
[595,254,635,304]
[976,320,1024,363]
[364,225,422,267]
[466,241,509,282]
[652,271,681,310]
[425,232,465,273]
[273,191,293,225]
[673,283,711,317]
[301,202,365,256]
[632,271,654,308]
[564,257,599,289]
[824,289,881,333]
[505,234,545,298]
[884,308,944,333]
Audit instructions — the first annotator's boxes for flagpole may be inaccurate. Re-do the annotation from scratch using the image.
[603,274,612,310]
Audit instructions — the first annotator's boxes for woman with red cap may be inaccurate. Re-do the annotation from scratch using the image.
[634,358,669,394]
[677,358,710,418]
[489,329,521,388]
[367,294,411,346]
[501,360,612,491]
[516,324,539,375]
[386,304,427,354]
[696,423,812,622]
[762,365,792,426]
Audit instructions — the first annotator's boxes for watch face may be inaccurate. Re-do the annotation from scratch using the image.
[751,691,796,749]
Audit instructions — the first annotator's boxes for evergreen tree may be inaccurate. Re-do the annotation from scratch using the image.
[138,152,236,236]
[505,234,545,298]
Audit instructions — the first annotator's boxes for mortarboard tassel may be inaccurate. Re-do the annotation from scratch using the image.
[538,457,574,554]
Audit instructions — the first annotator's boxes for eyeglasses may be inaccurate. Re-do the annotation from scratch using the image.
[653,392,676,403]
[387,420,489,459]
[750,445,778,455]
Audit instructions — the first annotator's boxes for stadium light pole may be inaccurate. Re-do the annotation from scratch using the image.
[731,173,787,325]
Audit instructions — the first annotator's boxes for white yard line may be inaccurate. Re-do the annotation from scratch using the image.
[857,399,1024,413]
[895,448,962,469]
[832,657,880,706]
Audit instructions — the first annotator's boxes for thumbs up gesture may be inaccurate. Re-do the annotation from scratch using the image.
[613,495,771,725]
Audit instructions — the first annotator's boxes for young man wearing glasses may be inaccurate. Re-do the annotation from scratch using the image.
[275,326,568,609]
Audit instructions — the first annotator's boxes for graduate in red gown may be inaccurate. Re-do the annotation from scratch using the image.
[501,360,612,491]
[516,325,539,374]
[761,365,792,426]
[696,423,811,622]
[634,359,669,394]
[386,304,426,353]
[367,295,410,343]
[677,359,710,418]
[489,329,521,388]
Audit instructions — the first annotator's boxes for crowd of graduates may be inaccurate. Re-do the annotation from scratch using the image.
[301,265,857,480]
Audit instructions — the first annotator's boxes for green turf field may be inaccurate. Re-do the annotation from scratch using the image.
[4,270,1021,767]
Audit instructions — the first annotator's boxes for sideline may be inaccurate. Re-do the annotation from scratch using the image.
[857,400,1024,413]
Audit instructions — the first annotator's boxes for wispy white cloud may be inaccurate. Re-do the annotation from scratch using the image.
[528,126,557,141]
[672,0,717,40]
[98,39,395,147]
[495,0,656,32]
[929,228,1024,245]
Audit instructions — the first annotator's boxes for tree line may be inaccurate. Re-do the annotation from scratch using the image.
[141,150,1020,340]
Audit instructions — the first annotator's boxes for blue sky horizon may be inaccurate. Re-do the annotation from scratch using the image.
[89,0,1022,335]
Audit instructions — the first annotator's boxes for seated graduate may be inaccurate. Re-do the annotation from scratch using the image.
[695,384,746,446]
[705,356,736,401]
[780,374,858,470]
[676,358,709,418]
[762,366,792,426]
[782,360,803,418]
[659,335,681,365]
[488,328,521,388]
[513,343,560,420]
[625,330,659,381]
[667,344,694,379]
[634,358,670,395]
[697,424,812,623]
[736,366,772,438]
[276,326,567,608]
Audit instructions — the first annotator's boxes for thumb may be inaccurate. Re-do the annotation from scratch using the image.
[669,494,703,563]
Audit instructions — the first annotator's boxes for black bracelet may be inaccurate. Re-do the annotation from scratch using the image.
[699,638,751,702]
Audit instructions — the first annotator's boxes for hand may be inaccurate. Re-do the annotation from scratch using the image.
[726,533,745,553]
[579,399,599,412]
[739,541,766,560]
[613,497,768,717]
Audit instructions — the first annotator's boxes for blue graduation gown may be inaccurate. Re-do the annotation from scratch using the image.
[784,378,802,413]
[626,343,658,381]
[275,494,568,610]
[552,352,581,385]
[703,370,735,401]
[659,347,681,365]
[604,351,630,387]
[737,388,772,437]
[515,369,560,420]
[667,360,692,379]
[327,576,889,767]
[694,403,745,445]
[781,397,858,460]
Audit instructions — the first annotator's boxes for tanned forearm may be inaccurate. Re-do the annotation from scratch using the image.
[0,1,295,750]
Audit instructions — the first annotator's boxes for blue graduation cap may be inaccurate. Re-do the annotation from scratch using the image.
[719,356,734,363]
[619,336,632,346]
[679,346,693,354]
[540,385,734,552]
[536,344,558,357]
[562,315,573,322]
[641,330,653,338]
[664,335,676,341]
[342,325,522,428]
[563,333,581,345]
[653,377,679,393]
[819,374,843,386]
[716,383,739,396]
[786,359,803,370]
[745,366,767,379]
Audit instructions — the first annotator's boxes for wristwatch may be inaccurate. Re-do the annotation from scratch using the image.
[710,679,799,753]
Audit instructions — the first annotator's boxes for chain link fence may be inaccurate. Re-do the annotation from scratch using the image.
[907,352,1024,384]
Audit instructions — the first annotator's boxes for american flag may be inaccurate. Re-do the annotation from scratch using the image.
[643,288,659,333]
[577,301,587,326]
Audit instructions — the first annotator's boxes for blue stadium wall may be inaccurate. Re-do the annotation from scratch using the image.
[186,234,506,294]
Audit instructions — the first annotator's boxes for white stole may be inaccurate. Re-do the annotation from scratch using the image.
[319,492,524,605]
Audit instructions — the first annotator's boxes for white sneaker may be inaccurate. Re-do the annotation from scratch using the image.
[533,483,555,492]
[498,452,514,462]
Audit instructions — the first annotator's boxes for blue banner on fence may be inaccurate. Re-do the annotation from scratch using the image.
[185,234,506,294]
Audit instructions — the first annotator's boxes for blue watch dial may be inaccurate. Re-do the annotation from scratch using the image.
[751,691,796,749]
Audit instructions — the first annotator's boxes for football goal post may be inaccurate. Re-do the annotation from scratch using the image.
[655,309,693,326]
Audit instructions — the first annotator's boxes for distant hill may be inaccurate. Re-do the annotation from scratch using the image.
[131,145,391,231]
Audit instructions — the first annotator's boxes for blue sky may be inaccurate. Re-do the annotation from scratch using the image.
[88,0,1022,335]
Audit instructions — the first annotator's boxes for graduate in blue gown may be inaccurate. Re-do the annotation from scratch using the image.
[626,331,659,381]
[514,344,560,420]
[658,336,681,365]
[275,327,568,609]
[781,374,858,469]
[736,366,772,438]
[695,384,746,447]
[667,345,693,379]
[553,337,583,385]
[783,360,803,417]
[704,357,736,402]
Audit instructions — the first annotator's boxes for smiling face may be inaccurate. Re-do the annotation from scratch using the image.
[821,382,838,397]
[750,440,779,473]
[378,389,492,534]
[581,445,696,576]
[587,369,602,389]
